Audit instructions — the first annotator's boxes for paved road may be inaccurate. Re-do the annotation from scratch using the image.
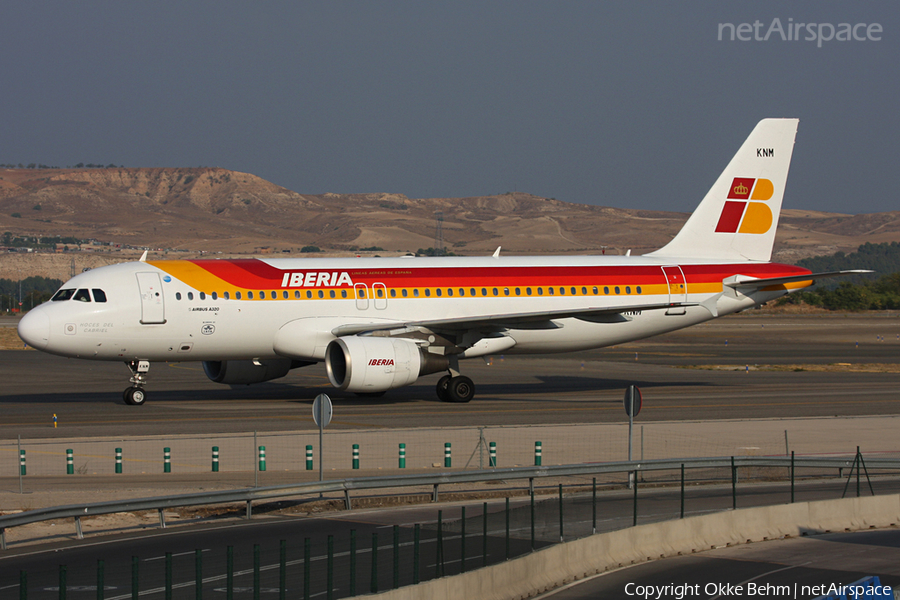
[542,528,900,600]
[4,478,898,599]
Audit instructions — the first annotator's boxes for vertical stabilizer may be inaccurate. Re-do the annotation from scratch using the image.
[647,118,799,262]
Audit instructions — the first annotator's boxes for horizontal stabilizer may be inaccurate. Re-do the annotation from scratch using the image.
[726,270,873,289]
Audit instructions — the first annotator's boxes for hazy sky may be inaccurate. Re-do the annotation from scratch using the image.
[2,2,897,214]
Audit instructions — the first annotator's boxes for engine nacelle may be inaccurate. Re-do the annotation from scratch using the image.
[202,358,296,385]
[325,336,447,393]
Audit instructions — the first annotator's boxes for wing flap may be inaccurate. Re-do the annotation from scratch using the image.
[331,301,690,337]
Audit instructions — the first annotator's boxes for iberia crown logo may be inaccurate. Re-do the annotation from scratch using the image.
[715,178,774,234]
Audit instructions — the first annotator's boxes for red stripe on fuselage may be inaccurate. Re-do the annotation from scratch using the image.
[181,259,810,289]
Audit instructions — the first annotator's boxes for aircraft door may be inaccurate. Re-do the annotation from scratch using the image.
[661,266,687,315]
[373,283,387,310]
[136,272,167,324]
[355,283,369,310]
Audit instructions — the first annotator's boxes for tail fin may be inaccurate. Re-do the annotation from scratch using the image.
[647,118,799,262]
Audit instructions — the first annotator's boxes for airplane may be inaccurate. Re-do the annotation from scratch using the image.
[17,118,867,405]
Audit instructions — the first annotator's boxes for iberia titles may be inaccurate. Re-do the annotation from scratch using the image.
[279,271,355,288]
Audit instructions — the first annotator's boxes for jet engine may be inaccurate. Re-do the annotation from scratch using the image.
[325,336,448,393]
[202,358,303,385]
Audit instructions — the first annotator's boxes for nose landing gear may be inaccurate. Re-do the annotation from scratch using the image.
[123,360,150,405]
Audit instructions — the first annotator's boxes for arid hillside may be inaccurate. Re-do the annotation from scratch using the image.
[2,167,899,281]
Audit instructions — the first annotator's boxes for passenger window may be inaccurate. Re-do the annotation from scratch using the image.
[615,286,621,294]
[626,286,631,294]
[390,289,396,298]
[92,289,107,303]
[377,289,383,298]
[224,292,230,300]
[211,292,218,300]
[283,291,289,299]
[592,287,598,295]
[481,288,487,296]
[504,288,510,296]
[236,292,242,299]
[515,288,520,296]
[571,287,577,295]
[446,289,452,297]
[330,290,336,298]
[526,287,532,295]
[414,289,419,297]
[176,292,182,301]
[188,292,194,300]
[318,290,324,298]
[51,289,76,301]
[199,292,206,300]
[342,290,347,298]
[637,286,642,294]
[548,287,554,295]
[582,287,587,295]
[294,291,301,299]
[492,288,499,296]
[271,291,277,299]
[247,292,253,299]
[538,287,543,296]
[604,286,609,295]
[425,289,431,297]
[306,291,312,299]
[470,288,476,296]
[258,291,264,299]
[402,289,408,297]
[73,289,91,302]
[436,289,442,297]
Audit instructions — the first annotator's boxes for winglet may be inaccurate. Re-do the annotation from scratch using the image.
[492,246,501,258]
[139,250,148,262]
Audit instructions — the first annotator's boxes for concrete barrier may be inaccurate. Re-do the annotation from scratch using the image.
[370,494,900,600]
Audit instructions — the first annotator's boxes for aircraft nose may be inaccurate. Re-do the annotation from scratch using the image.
[17,309,50,350]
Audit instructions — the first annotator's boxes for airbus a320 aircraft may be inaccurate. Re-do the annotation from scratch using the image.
[17,119,863,405]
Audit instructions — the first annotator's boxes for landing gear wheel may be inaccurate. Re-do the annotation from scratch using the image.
[123,387,147,406]
[447,376,475,403]
[436,375,452,402]
[124,360,150,406]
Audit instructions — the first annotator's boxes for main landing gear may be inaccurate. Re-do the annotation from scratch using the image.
[435,355,476,403]
[123,360,150,406]
[435,374,475,403]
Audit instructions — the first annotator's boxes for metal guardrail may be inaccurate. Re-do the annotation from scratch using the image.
[2,455,897,549]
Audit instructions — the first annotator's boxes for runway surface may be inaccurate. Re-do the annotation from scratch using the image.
[1,313,898,439]
[2,313,900,437]
[1,313,899,598]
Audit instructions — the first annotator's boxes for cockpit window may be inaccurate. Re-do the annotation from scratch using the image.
[73,289,92,302]
[92,289,107,303]
[51,289,76,301]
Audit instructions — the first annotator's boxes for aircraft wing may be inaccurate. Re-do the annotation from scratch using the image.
[725,270,873,289]
[330,301,690,337]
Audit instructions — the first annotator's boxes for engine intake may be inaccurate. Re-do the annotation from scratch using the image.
[325,336,448,393]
